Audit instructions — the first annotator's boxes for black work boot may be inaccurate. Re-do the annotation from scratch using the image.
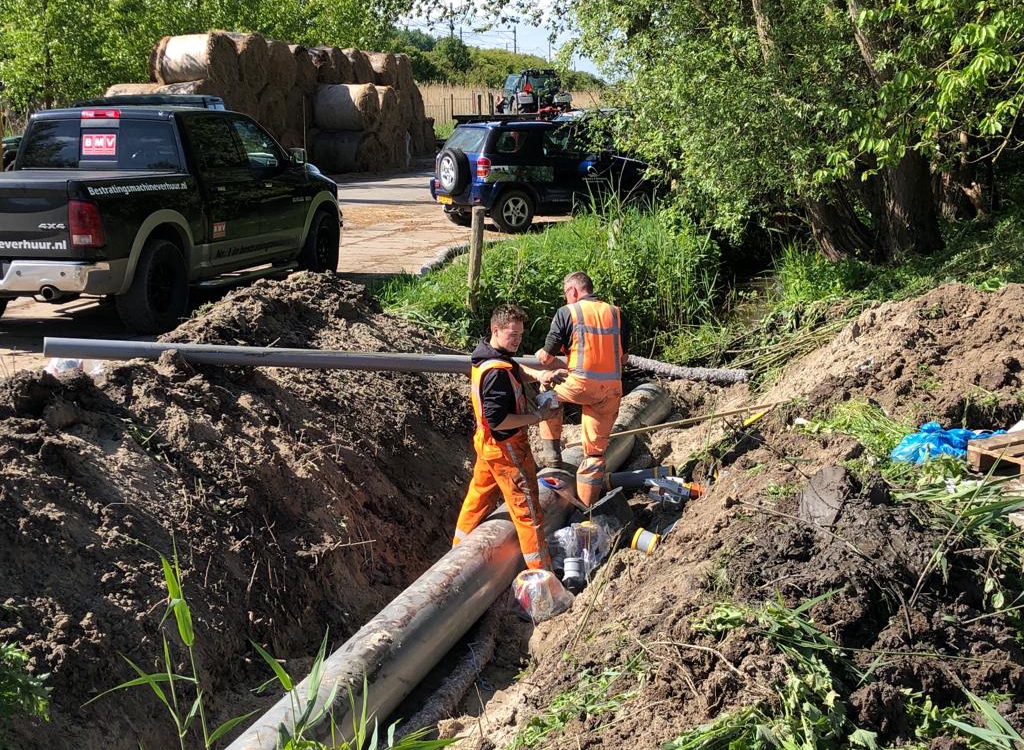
[536,438,563,469]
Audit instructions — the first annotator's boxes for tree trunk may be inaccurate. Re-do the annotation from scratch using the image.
[878,150,944,257]
[805,191,876,261]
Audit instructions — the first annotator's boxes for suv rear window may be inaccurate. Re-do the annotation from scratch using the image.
[444,127,487,154]
[19,118,182,171]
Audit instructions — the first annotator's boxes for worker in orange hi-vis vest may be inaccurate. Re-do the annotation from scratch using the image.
[535,271,629,507]
[454,304,567,571]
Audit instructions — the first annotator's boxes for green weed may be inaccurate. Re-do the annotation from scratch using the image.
[0,641,49,731]
[508,655,647,749]
[825,400,912,460]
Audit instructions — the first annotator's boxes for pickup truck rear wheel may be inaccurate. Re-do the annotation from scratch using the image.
[115,238,189,334]
[491,189,534,233]
[298,210,340,272]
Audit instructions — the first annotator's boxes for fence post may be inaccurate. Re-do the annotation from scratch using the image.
[450,93,455,121]
[488,93,494,114]
[467,206,486,311]
[476,93,482,115]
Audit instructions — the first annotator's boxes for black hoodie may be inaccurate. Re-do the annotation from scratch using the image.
[471,338,526,442]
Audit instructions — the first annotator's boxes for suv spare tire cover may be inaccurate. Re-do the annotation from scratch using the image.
[437,148,471,194]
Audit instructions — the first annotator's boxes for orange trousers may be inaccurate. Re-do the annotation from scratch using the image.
[538,375,622,506]
[453,433,551,570]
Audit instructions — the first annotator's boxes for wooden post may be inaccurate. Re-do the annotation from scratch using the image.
[476,93,482,115]
[488,93,494,114]
[449,93,455,121]
[467,206,486,311]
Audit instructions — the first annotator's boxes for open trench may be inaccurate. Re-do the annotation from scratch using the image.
[0,275,678,750]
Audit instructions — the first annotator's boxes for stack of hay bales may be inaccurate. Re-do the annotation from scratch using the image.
[105,31,435,174]
[307,47,434,173]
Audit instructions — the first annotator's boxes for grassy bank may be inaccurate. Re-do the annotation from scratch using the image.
[380,207,720,356]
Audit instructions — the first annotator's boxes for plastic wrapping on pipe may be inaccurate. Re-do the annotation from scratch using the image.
[226,384,672,750]
[626,354,750,384]
[42,337,543,374]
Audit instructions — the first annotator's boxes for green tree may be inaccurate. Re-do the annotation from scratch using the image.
[434,35,472,73]
[563,0,954,261]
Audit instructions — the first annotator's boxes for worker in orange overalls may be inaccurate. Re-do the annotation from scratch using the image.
[454,304,567,570]
[535,272,629,507]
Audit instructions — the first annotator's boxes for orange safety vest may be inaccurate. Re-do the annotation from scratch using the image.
[470,358,529,451]
[567,299,622,381]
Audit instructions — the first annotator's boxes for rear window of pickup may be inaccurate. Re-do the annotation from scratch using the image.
[19,119,182,171]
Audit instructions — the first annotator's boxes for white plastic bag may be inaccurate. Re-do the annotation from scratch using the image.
[512,569,574,623]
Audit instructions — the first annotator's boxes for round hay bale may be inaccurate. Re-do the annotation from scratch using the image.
[410,85,425,122]
[286,88,314,135]
[366,52,398,86]
[312,47,352,84]
[419,118,436,156]
[312,131,367,173]
[224,84,258,118]
[105,83,161,96]
[290,44,317,93]
[397,87,415,129]
[226,32,269,91]
[343,48,374,84]
[149,32,238,86]
[257,85,288,139]
[308,47,341,84]
[374,85,400,132]
[156,80,222,96]
[265,39,296,91]
[314,83,381,132]
[394,53,415,90]
[279,128,304,150]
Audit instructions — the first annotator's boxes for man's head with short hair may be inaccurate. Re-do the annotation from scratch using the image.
[490,303,528,353]
[562,271,593,303]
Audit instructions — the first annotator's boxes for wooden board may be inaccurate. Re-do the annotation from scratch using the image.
[967,433,1024,474]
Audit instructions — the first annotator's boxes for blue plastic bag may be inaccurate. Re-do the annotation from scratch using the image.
[890,421,1005,464]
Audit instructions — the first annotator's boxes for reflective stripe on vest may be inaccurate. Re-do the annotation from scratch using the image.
[567,299,622,381]
[471,358,528,445]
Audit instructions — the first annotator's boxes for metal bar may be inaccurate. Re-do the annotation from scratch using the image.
[226,384,672,749]
[43,338,544,374]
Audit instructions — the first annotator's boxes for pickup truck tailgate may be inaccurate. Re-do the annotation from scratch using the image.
[0,175,76,258]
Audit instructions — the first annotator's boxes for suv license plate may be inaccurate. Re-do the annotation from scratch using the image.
[437,195,453,205]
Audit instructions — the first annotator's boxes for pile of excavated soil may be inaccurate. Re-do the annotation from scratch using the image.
[442,283,1024,749]
[0,273,474,749]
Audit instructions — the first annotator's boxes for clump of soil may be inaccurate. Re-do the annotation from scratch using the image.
[442,283,1024,750]
[0,273,474,749]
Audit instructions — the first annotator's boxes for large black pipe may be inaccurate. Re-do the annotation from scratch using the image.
[225,384,672,749]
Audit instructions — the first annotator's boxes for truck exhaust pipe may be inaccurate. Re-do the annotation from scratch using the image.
[39,285,67,302]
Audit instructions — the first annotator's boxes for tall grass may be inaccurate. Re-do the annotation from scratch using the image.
[380,205,720,356]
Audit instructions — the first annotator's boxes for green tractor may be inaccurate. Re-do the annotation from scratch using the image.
[495,69,572,115]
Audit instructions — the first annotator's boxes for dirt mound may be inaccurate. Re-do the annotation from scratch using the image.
[0,274,473,749]
[442,283,1024,749]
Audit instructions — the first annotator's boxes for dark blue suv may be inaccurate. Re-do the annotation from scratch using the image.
[429,116,652,233]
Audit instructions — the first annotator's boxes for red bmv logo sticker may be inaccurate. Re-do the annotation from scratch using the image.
[82,133,117,157]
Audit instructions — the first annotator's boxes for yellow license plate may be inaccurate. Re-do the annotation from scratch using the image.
[437,195,453,205]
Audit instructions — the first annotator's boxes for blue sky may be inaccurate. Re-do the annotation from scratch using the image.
[400,9,600,76]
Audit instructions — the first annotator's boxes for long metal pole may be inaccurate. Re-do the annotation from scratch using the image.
[226,384,672,749]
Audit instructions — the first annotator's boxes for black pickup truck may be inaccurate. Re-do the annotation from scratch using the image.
[0,103,342,333]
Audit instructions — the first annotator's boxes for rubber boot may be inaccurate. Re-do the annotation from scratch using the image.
[536,438,563,469]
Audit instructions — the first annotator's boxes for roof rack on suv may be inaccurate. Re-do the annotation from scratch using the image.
[452,112,558,124]
[71,94,226,110]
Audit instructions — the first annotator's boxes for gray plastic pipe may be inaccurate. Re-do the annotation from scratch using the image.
[42,337,539,374]
[226,383,672,749]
